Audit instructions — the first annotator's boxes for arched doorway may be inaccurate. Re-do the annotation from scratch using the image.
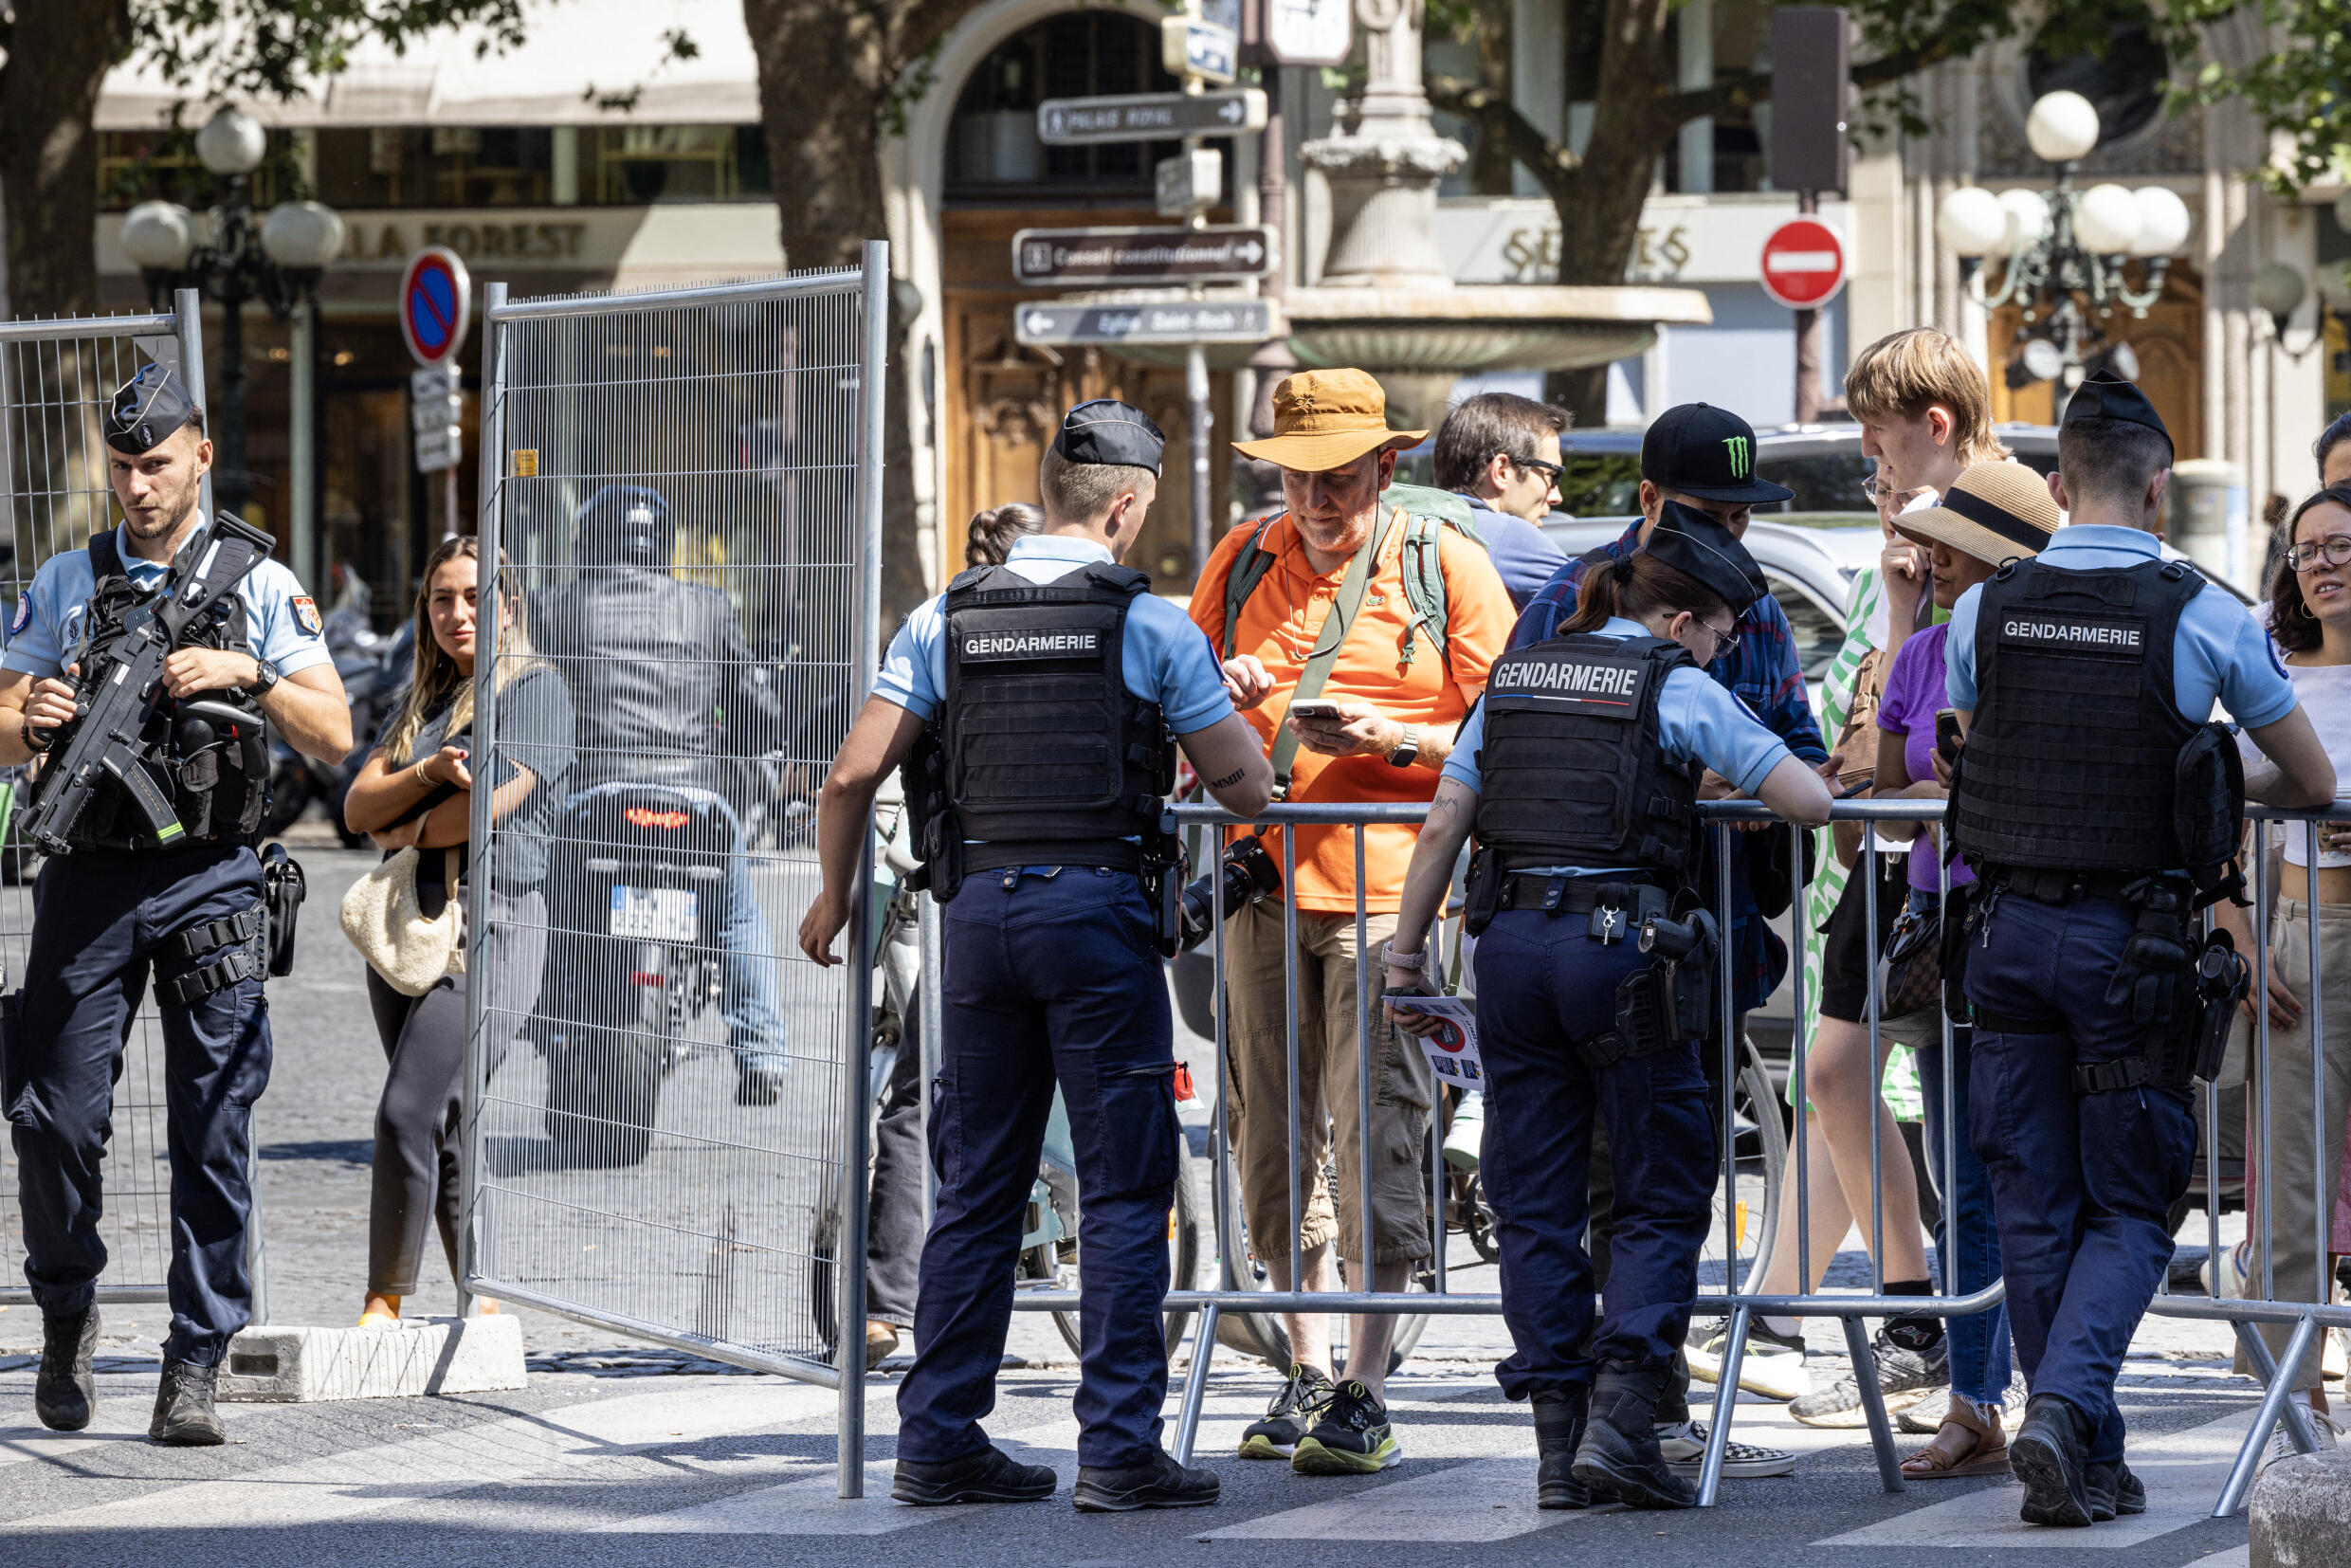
[936,9,1234,583]
[1989,264,2205,457]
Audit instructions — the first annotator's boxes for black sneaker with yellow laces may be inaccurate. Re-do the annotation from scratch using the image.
[1239,1363,1336,1461]
[1291,1379,1401,1475]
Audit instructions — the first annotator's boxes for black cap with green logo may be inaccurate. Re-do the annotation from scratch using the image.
[1638,402,1795,505]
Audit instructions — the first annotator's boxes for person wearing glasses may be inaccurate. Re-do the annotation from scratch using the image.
[1383,506,1832,1509]
[1431,392,1572,610]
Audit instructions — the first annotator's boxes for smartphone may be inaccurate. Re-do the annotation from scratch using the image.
[1935,708,1963,760]
[1287,699,1346,721]
[1835,776,1874,799]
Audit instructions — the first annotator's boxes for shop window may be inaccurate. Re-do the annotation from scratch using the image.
[98,130,293,210]
[944,11,1184,203]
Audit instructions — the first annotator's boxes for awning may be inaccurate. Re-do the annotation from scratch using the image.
[95,0,759,130]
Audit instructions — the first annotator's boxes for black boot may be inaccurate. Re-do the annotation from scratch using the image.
[2011,1395,2092,1527]
[149,1358,226,1447]
[1573,1362,1695,1510]
[34,1306,100,1432]
[1532,1390,1595,1509]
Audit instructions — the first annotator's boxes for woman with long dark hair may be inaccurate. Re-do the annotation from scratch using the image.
[1382,511,1832,1510]
[342,537,574,1326]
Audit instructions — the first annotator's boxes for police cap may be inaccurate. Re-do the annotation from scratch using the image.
[2062,369,2170,451]
[1645,501,1768,616]
[104,363,198,455]
[1051,399,1165,476]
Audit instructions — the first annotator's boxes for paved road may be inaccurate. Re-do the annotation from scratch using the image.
[0,826,2292,1561]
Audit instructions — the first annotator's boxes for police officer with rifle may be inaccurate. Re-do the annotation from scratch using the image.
[799,400,1270,1511]
[0,366,351,1444]
[1946,373,2334,1526]
[1380,507,1831,1509]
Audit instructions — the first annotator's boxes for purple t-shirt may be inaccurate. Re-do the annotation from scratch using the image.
[1875,622,1975,893]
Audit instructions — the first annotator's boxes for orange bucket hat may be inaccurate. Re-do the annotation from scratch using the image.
[1230,369,1428,473]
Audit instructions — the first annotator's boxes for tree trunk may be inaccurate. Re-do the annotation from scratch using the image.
[0,0,129,318]
[741,0,985,623]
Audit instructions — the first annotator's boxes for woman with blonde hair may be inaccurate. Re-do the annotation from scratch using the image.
[343,536,575,1326]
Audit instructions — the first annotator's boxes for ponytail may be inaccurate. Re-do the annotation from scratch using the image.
[1559,550,1728,637]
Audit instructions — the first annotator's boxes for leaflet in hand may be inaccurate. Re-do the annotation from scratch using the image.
[1384,994,1484,1085]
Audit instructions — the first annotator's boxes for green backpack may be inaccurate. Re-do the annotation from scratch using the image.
[1217,483,1488,675]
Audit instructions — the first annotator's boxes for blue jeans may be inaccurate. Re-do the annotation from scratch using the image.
[1906,894,2012,1407]
[1964,889,2197,1467]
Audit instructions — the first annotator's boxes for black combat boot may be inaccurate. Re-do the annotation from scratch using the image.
[1532,1389,1597,1509]
[150,1358,227,1446]
[34,1306,100,1431]
[1572,1361,1696,1510]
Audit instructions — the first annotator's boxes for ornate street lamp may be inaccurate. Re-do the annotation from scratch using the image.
[1934,90,2193,411]
[118,105,345,520]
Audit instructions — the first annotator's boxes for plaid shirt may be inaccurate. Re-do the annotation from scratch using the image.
[1507,520,1830,1012]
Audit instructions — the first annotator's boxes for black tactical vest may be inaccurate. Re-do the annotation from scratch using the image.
[1953,556,2203,876]
[936,561,1175,876]
[1473,633,1702,877]
[67,531,271,850]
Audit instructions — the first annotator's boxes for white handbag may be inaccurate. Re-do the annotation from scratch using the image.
[338,846,465,996]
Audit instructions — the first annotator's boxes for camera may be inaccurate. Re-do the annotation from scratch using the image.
[1177,832,1282,951]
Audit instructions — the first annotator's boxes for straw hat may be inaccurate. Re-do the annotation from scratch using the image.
[1893,462,2061,565]
[1230,369,1428,472]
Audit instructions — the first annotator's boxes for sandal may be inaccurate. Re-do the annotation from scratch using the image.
[1901,1400,2011,1479]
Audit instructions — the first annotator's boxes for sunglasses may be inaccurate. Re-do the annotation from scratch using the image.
[1504,452,1564,481]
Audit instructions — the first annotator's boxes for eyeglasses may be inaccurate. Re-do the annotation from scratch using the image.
[1861,470,1893,505]
[1504,452,1564,481]
[1695,614,1738,653]
[2286,535,2351,573]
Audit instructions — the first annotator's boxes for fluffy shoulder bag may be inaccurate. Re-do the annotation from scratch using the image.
[339,846,465,996]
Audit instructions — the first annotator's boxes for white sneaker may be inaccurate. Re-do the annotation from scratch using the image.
[2261,1404,2344,1472]
[1686,1317,1812,1401]
[1655,1419,1796,1479]
[1444,1092,1485,1172]
[2202,1240,2252,1299]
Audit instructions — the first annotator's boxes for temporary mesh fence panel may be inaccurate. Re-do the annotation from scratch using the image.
[0,302,218,1307]
[467,264,879,1380]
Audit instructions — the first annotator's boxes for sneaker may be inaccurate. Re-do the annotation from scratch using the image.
[2010,1395,2092,1528]
[892,1444,1057,1505]
[149,1358,226,1447]
[1686,1317,1810,1401]
[34,1307,99,1432]
[2202,1240,2252,1300]
[1655,1418,1796,1479]
[2260,1404,2345,1474]
[1238,1364,1335,1460]
[1443,1092,1485,1172]
[1789,1327,1947,1428]
[1291,1380,1401,1474]
[1900,1376,2027,1436]
[1072,1449,1220,1511]
[2085,1460,2145,1522]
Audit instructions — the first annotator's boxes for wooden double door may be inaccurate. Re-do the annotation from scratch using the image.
[939,208,1232,588]
[1990,264,2204,457]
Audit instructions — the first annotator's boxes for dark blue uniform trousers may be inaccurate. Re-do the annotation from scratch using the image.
[3,844,272,1365]
[1965,891,2197,1467]
[1475,908,1715,1400]
[899,866,1181,1470]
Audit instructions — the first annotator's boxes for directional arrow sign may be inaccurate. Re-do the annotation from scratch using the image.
[1038,89,1267,145]
[1013,300,1281,348]
[1012,225,1277,286]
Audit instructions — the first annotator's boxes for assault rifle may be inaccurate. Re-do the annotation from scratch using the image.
[17,513,276,853]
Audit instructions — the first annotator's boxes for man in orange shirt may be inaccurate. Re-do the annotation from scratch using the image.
[1192,369,1515,1476]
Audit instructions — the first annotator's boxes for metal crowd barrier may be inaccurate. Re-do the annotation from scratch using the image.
[462,246,886,1495]
[879,794,2341,1514]
[0,295,268,1321]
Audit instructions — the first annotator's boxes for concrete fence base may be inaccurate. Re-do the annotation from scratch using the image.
[217,1316,526,1403]
[2251,1448,2351,1568]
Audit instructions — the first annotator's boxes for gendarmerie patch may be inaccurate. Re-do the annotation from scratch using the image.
[1996,611,2147,656]
[958,629,1103,660]
[1486,647,1650,715]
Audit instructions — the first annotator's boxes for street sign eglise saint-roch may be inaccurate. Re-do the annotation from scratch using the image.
[1011,225,1277,287]
[1013,299,1280,349]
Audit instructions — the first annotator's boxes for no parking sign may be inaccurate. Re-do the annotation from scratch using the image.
[398,246,471,368]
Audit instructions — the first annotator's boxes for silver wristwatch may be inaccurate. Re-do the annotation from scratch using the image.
[1386,725,1421,769]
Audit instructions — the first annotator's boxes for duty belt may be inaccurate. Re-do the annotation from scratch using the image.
[1980,864,2150,905]
[1497,873,1666,917]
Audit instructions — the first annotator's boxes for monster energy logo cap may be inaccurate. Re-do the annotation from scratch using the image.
[1637,402,1795,505]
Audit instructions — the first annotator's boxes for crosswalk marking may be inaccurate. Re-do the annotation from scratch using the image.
[9,1380,832,1532]
[2183,1548,2249,1568]
[1204,1458,1568,1541]
[1814,1410,2254,1550]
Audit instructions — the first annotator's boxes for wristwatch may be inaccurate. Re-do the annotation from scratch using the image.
[249,656,281,697]
[1386,725,1421,769]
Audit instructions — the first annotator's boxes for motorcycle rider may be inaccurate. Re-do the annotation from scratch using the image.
[529,484,791,1103]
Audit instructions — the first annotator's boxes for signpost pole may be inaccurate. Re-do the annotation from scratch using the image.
[1794,189,1823,423]
[1181,10,1213,585]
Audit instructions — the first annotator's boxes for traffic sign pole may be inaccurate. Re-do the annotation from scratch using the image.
[1795,192,1823,423]
[1759,206,1848,423]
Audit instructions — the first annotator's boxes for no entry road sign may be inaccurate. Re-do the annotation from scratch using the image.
[1012,225,1277,287]
[1038,89,1267,145]
[398,246,471,367]
[1013,299,1279,348]
[1759,218,1846,309]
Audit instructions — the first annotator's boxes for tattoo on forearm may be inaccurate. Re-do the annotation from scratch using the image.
[1206,767,1246,789]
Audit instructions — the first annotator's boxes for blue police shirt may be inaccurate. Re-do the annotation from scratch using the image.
[1443,616,1795,795]
[1944,524,2296,728]
[1460,495,1570,611]
[4,524,332,681]
[875,535,1233,733]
